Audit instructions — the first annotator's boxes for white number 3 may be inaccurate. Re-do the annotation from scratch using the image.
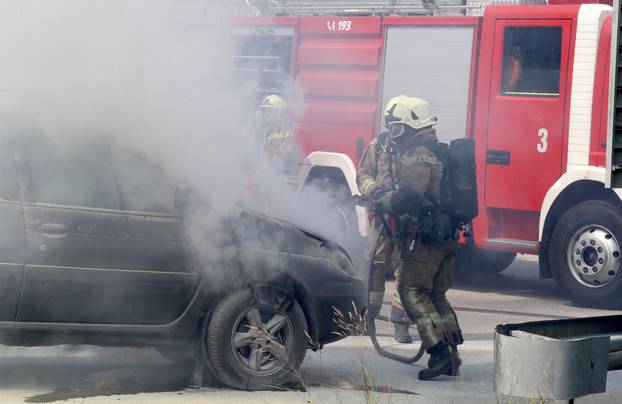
[537,128,548,153]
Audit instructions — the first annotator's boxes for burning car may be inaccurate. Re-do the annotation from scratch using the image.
[0,133,366,390]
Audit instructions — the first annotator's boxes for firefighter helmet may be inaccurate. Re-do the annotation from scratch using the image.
[384,95,437,130]
[259,94,287,110]
[383,96,401,128]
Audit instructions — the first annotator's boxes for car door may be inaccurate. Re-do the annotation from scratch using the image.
[484,20,571,212]
[0,137,25,321]
[16,134,137,324]
[111,148,200,324]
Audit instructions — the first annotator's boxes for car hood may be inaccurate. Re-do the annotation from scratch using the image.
[231,207,352,263]
[195,205,359,293]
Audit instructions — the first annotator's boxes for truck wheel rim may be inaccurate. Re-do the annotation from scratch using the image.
[230,306,294,377]
[567,225,621,288]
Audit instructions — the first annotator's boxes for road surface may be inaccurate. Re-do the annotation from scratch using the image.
[1,256,621,403]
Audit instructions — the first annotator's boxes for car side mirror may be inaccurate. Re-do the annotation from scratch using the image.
[174,185,191,210]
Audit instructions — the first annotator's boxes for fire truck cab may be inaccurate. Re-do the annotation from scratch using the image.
[233,0,622,307]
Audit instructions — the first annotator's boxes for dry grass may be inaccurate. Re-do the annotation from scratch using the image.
[246,300,383,404]
[332,301,367,338]
[332,301,382,404]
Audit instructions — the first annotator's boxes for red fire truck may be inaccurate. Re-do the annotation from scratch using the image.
[232,0,622,307]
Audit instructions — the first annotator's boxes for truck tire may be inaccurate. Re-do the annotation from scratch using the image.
[457,244,516,274]
[203,288,307,390]
[549,200,622,308]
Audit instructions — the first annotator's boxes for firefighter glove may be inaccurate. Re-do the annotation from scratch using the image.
[375,190,397,212]
[369,187,386,202]
[390,188,424,214]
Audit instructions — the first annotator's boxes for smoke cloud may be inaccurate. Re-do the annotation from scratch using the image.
[0,0,361,286]
[0,0,241,191]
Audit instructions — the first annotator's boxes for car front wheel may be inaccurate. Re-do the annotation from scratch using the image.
[549,200,622,308]
[202,288,308,390]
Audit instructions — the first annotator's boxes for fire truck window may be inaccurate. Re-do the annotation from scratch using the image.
[232,34,292,97]
[501,26,562,97]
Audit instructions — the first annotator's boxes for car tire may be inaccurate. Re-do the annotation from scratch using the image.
[549,200,622,308]
[457,244,516,274]
[203,288,308,390]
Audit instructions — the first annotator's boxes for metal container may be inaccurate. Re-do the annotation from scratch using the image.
[494,315,622,401]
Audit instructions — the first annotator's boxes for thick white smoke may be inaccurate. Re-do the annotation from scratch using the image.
[0,0,242,190]
[0,0,361,280]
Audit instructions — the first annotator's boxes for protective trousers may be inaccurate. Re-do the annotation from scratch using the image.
[398,236,463,349]
[367,217,412,325]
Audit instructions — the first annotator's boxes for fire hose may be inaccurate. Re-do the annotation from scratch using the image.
[354,195,425,364]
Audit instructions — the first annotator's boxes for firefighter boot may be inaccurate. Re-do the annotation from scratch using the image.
[394,323,413,344]
[427,344,461,376]
[418,343,460,380]
[447,344,462,376]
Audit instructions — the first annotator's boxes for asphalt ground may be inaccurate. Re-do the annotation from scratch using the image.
[1,256,621,403]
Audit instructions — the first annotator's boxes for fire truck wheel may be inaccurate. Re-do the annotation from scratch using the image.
[456,244,516,274]
[203,288,307,390]
[549,200,622,308]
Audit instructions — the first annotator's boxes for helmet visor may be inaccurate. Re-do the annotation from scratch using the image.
[389,124,405,139]
[384,103,400,128]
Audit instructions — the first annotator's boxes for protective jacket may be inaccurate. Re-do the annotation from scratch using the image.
[263,129,301,183]
[357,127,443,213]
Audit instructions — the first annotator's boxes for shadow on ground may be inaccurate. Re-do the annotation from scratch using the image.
[454,258,561,298]
[0,349,194,402]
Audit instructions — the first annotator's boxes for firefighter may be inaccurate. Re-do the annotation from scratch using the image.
[258,94,301,185]
[357,97,414,344]
[363,95,463,380]
[503,45,523,92]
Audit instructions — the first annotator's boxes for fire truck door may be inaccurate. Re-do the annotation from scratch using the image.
[485,20,571,212]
